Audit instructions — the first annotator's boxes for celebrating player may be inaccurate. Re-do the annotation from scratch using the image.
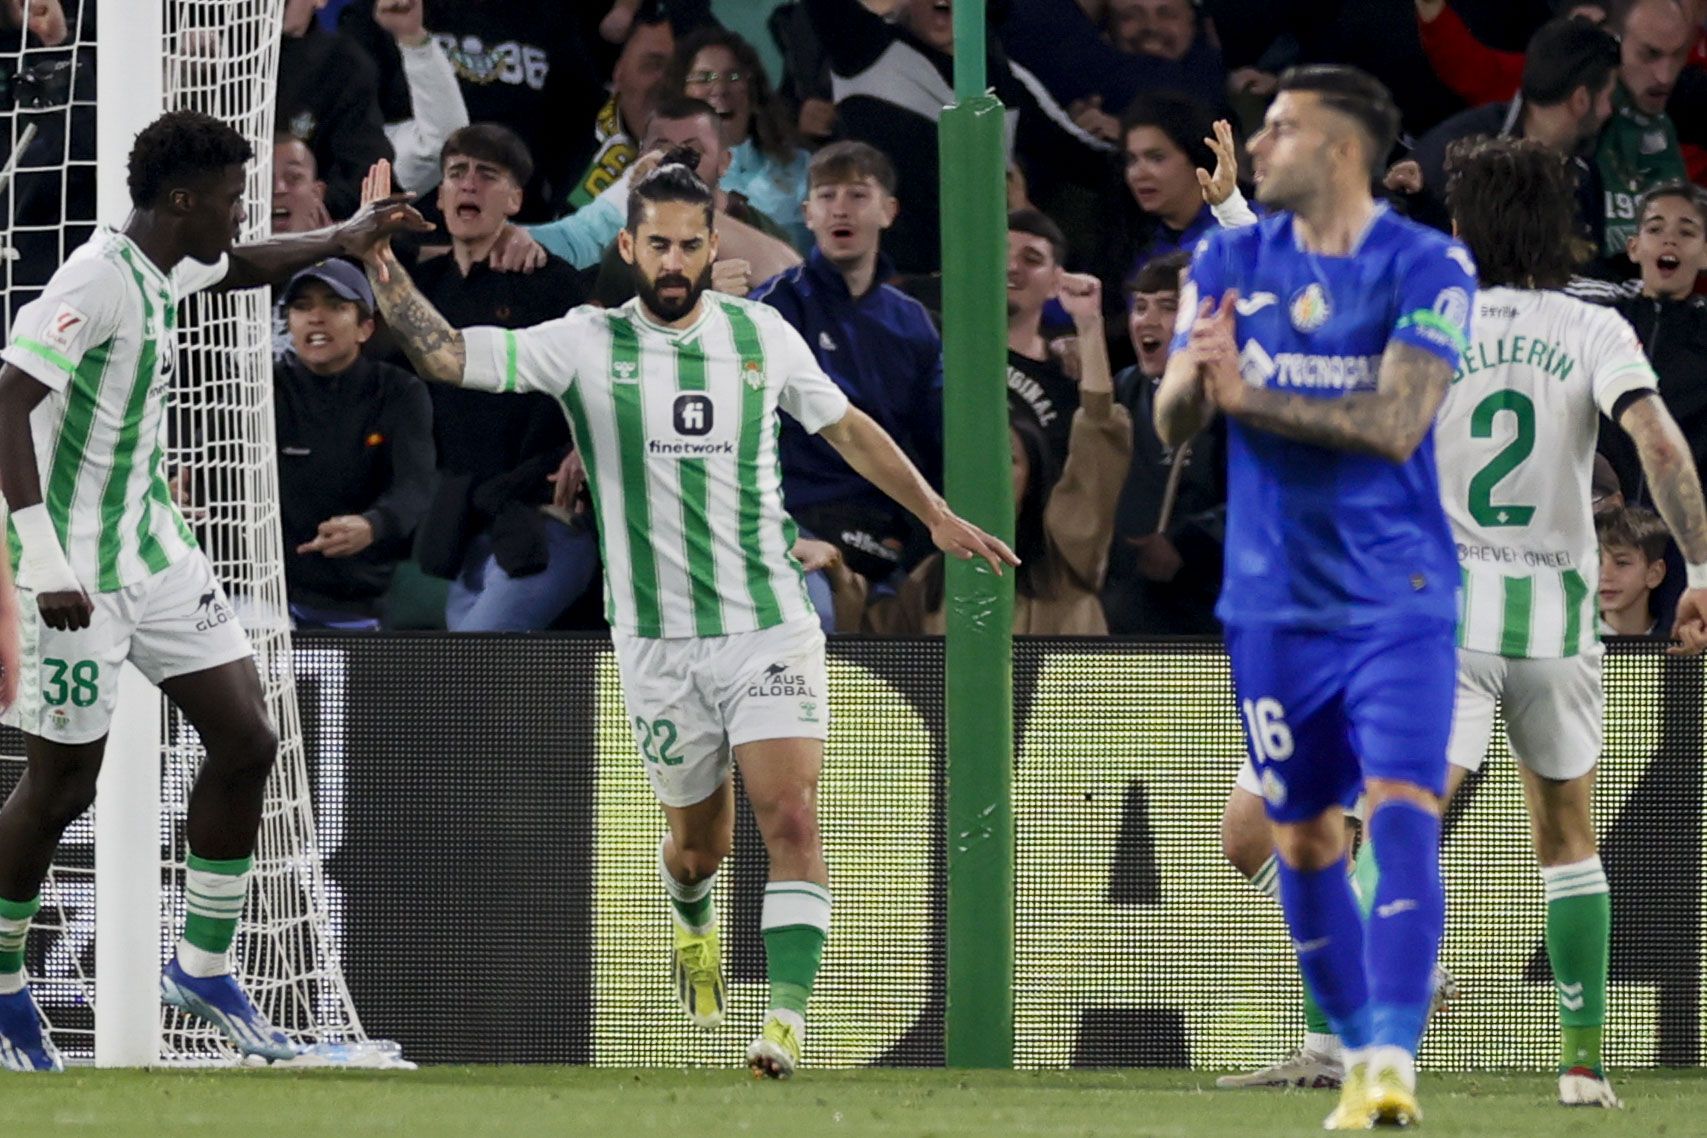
[1437,136,1707,1107]
[0,110,426,1071]
[1156,66,1477,1128]
[357,156,1015,1078]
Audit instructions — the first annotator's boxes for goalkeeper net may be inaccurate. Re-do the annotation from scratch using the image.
[0,0,372,1063]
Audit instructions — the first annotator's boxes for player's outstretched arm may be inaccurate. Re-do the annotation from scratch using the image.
[1617,392,1707,652]
[1207,336,1451,463]
[216,192,433,292]
[362,245,468,385]
[817,407,1020,575]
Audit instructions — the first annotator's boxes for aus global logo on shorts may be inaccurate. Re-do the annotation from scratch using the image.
[194,589,233,632]
[749,662,817,699]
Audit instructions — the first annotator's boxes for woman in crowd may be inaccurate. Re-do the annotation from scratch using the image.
[671,27,813,251]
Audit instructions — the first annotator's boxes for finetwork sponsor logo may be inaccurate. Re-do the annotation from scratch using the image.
[672,392,713,436]
[648,438,734,456]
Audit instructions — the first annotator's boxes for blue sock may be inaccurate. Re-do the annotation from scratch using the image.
[1365,800,1444,1054]
[1277,856,1372,1050]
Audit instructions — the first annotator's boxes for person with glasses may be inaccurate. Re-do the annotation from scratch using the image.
[671,28,813,253]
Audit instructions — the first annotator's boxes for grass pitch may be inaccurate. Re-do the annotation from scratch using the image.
[13,1067,1706,1137]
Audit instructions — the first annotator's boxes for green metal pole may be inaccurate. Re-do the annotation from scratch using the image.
[941,0,1014,1070]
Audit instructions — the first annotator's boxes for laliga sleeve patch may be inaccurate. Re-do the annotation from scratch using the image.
[42,302,90,356]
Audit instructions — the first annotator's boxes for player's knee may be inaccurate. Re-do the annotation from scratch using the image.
[1220,796,1271,879]
[36,766,100,832]
[759,799,820,859]
[1272,818,1345,873]
[207,716,278,782]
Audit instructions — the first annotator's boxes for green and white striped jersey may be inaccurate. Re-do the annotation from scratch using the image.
[1,228,226,591]
[1437,287,1657,658]
[463,295,851,638]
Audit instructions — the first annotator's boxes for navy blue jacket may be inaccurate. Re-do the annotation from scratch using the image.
[753,250,944,512]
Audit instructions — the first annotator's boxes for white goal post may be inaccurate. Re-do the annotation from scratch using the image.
[0,0,376,1066]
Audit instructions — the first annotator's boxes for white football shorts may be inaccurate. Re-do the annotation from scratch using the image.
[612,617,829,808]
[1445,646,1603,781]
[5,551,254,745]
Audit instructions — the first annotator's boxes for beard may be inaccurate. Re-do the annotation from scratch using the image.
[635,262,713,323]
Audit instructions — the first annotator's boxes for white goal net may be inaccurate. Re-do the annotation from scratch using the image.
[0,0,373,1064]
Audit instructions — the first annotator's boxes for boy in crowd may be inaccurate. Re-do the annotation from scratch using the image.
[1597,505,1672,637]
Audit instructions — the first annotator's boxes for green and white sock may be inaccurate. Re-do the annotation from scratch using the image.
[0,894,39,995]
[1351,840,1381,918]
[1251,855,1337,1057]
[1542,855,1610,1073]
[762,881,831,1033]
[658,834,716,933]
[178,852,252,978]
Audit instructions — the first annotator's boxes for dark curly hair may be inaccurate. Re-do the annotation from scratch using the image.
[1446,135,1581,289]
[666,27,797,166]
[127,110,253,209]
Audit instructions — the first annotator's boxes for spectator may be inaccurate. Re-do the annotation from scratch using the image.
[1403,17,1618,241]
[1108,93,1221,298]
[1597,0,1692,260]
[1008,208,1081,461]
[340,0,606,221]
[369,0,470,197]
[504,98,803,282]
[1587,183,1707,502]
[278,0,394,218]
[673,27,814,251]
[807,0,1110,275]
[1596,504,1672,636]
[751,141,944,629]
[402,124,601,631]
[1101,251,1226,634]
[270,135,335,358]
[1414,0,1610,109]
[275,260,434,630]
[831,274,1132,633]
[999,0,1227,140]
[587,97,803,305]
[273,134,333,234]
[564,13,675,211]
[768,0,840,144]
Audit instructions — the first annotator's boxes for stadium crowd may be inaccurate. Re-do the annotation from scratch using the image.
[6,0,1705,637]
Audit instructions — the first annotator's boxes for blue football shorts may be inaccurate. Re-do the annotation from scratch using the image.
[1224,618,1456,823]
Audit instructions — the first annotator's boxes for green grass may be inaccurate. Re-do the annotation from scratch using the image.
[9,1068,1705,1137]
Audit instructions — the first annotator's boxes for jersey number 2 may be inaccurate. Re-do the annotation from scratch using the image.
[1467,390,1536,527]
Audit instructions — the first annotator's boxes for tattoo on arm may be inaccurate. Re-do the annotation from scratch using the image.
[1621,393,1707,565]
[1229,341,1452,462]
[366,256,467,385]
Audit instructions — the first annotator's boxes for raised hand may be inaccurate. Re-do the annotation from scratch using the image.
[1670,587,1707,655]
[1056,272,1103,327]
[345,159,434,279]
[1196,119,1240,207]
[374,0,429,46]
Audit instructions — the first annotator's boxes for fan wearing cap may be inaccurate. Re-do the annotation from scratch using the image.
[275,259,435,629]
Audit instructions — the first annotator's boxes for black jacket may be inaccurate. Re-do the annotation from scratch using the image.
[277,23,394,218]
[1101,365,1226,635]
[276,353,435,613]
[1598,292,1707,503]
[403,253,590,577]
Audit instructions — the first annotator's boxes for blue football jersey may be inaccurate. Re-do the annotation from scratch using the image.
[1173,206,1477,628]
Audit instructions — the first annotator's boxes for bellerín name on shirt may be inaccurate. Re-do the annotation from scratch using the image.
[1456,542,1575,569]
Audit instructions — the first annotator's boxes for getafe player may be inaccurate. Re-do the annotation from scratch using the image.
[1156,66,1476,1128]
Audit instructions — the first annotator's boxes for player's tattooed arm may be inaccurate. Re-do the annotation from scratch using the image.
[363,247,468,385]
[1620,392,1707,565]
[1212,340,1451,463]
